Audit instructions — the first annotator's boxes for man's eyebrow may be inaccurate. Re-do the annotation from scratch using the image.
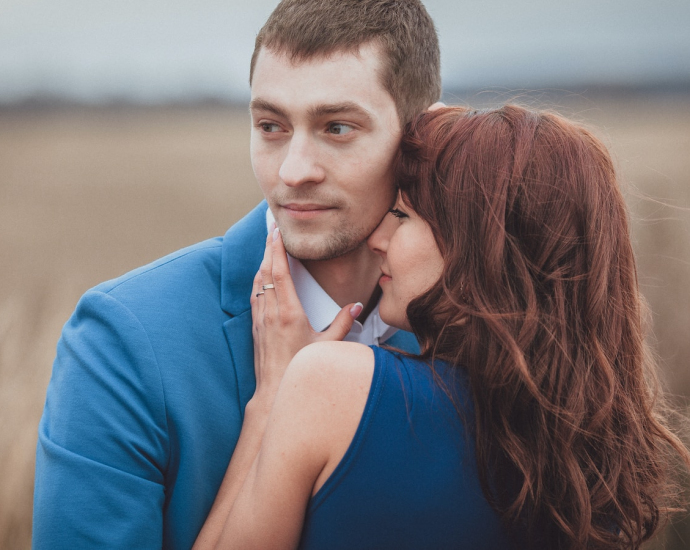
[308,102,373,123]
[249,98,288,118]
[249,99,374,124]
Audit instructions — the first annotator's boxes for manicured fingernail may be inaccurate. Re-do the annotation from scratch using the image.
[273,227,280,241]
[350,302,363,318]
[269,221,276,232]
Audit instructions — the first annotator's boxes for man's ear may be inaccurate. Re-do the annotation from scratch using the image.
[427,101,447,111]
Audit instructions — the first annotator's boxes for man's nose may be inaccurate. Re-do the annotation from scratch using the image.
[278,133,325,187]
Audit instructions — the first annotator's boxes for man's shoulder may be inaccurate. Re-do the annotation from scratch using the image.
[93,236,224,299]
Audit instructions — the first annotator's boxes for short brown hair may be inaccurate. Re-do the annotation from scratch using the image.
[249,0,441,125]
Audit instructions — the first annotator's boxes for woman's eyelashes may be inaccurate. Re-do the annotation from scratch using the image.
[388,208,408,219]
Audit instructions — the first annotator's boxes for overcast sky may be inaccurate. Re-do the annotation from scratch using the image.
[0,0,688,103]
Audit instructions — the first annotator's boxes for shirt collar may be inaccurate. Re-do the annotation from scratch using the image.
[266,208,397,344]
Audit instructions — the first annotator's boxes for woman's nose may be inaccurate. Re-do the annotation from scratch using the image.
[367,212,395,257]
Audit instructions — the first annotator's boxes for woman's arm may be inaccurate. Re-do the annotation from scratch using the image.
[215,342,374,549]
[195,342,374,549]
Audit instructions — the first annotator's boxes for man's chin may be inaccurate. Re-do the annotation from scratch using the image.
[282,231,360,262]
[282,240,337,262]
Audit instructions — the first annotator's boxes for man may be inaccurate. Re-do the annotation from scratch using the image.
[32,1,441,547]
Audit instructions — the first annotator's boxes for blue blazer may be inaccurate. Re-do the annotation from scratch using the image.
[33,201,419,549]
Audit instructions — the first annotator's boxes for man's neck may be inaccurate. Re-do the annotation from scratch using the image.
[301,243,382,317]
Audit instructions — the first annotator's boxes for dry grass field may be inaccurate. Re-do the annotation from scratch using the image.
[1,95,689,548]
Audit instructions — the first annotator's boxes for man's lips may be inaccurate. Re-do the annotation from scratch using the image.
[379,269,392,284]
[280,203,335,219]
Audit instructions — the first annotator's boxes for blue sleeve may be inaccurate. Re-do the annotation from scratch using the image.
[33,290,169,549]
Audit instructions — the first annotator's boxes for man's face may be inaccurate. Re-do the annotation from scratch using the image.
[250,43,401,261]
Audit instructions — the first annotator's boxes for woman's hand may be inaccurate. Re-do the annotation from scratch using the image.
[250,227,363,404]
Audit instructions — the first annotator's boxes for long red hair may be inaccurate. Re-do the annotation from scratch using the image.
[397,105,689,549]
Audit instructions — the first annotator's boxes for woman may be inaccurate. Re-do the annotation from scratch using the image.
[194,105,690,549]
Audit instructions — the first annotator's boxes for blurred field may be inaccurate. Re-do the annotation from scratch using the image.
[1,95,689,547]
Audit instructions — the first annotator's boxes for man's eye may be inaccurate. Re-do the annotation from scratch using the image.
[327,123,354,135]
[259,123,281,133]
[388,208,408,219]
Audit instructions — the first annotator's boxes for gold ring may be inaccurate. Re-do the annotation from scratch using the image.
[262,284,275,290]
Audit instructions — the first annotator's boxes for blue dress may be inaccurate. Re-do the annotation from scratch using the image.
[298,346,513,549]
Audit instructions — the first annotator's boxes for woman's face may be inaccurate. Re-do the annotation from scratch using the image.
[367,194,444,331]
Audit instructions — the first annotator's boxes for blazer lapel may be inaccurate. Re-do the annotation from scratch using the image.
[220,201,268,416]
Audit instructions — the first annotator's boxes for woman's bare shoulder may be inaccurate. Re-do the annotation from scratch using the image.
[295,340,374,361]
[283,342,374,393]
[295,341,373,367]
[269,342,375,459]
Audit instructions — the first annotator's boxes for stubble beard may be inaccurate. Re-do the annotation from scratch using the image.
[281,222,373,262]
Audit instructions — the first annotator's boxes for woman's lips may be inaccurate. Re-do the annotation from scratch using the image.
[379,273,392,284]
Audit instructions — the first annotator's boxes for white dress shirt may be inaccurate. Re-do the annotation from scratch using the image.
[266,208,398,345]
